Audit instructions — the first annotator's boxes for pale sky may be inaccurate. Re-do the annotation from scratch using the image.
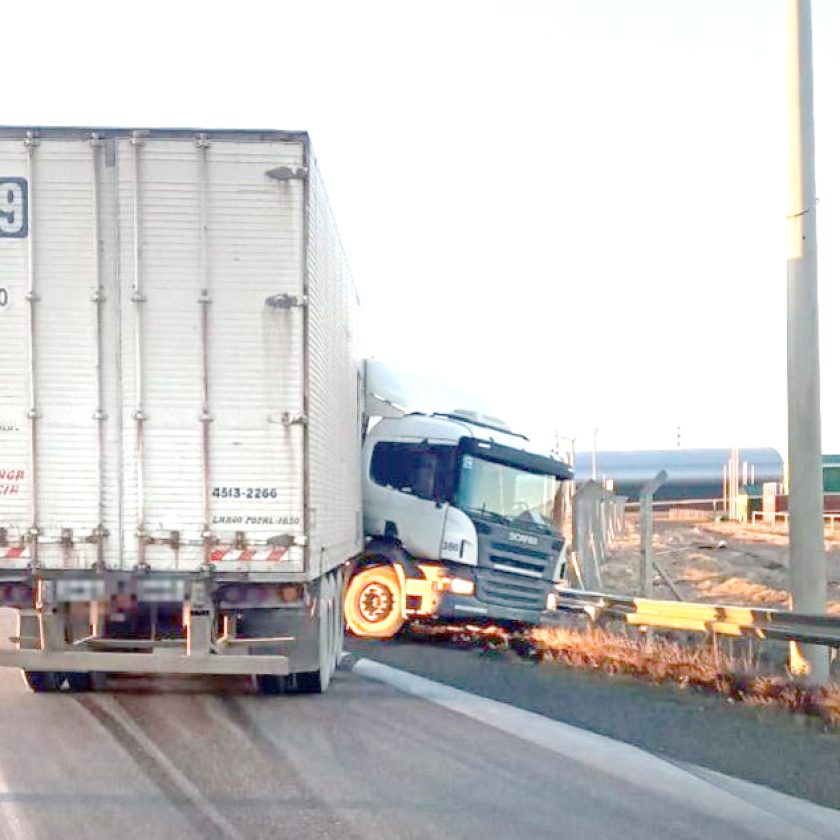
[5,0,839,455]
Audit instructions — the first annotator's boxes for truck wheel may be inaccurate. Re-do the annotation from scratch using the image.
[295,670,323,693]
[343,565,404,639]
[241,607,289,696]
[334,574,345,666]
[65,672,93,692]
[22,671,60,693]
[300,584,332,693]
[295,574,337,694]
[255,674,291,695]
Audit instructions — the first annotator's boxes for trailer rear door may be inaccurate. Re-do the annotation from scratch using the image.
[0,130,308,574]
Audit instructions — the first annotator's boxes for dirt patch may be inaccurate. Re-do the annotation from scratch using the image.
[601,515,840,614]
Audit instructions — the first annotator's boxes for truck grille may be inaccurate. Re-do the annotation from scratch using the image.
[488,541,551,577]
[475,568,548,612]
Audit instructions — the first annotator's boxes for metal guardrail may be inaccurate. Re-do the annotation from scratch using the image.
[553,588,840,648]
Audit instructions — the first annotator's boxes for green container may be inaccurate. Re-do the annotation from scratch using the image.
[823,455,840,494]
[823,455,840,493]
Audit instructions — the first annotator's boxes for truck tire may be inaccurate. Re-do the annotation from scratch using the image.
[295,571,337,694]
[242,610,293,696]
[334,575,345,667]
[343,565,404,639]
[22,671,61,693]
[255,674,291,695]
[65,672,93,692]
[247,571,340,695]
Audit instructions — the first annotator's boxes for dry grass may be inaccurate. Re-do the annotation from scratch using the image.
[676,573,840,613]
[412,622,840,730]
[693,576,789,604]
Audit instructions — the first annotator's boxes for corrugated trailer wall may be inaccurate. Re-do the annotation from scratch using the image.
[0,128,361,580]
[114,134,308,574]
[0,136,118,571]
[306,157,363,579]
[0,147,30,571]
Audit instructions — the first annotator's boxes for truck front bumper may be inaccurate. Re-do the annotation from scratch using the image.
[434,591,559,627]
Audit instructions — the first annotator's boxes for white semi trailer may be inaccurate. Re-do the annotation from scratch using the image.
[0,127,358,693]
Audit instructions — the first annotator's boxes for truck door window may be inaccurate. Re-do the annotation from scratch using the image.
[370,443,456,502]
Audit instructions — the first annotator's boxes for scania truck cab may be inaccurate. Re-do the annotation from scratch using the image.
[343,409,573,637]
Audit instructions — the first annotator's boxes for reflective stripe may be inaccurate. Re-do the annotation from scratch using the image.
[210,546,289,563]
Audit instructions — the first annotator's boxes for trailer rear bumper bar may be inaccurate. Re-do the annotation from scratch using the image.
[0,649,290,676]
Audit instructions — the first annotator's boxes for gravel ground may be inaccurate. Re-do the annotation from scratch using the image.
[602,515,840,611]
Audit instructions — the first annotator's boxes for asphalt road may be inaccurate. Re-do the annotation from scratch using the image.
[349,632,840,809]
[1,610,838,840]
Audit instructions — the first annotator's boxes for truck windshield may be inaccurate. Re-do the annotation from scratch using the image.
[454,454,561,533]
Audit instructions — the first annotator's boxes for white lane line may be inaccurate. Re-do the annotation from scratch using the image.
[353,657,840,840]
[83,695,243,840]
[674,763,840,840]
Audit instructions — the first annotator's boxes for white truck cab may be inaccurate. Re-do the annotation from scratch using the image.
[343,407,573,637]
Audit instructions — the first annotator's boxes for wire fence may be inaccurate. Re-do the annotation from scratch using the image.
[570,481,627,590]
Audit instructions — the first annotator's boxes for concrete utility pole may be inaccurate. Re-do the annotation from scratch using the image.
[786,0,829,683]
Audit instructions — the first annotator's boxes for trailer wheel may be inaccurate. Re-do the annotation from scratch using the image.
[65,672,93,692]
[343,565,404,639]
[22,671,60,693]
[334,573,345,666]
[255,674,291,695]
[295,573,336,694]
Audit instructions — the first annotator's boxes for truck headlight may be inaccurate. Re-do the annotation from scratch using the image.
[546,592,559,610]
[449,577,475,596]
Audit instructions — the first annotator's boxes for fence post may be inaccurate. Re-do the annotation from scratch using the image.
[639,470,668,597]
[616,496,628,535]
[572,481,604,590]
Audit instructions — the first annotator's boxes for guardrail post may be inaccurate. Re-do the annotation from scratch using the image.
[639,471,668,597]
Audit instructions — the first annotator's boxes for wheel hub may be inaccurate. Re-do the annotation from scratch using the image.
[358,581,394,623]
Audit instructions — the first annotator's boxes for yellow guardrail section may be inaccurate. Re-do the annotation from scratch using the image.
[553,589,840,647]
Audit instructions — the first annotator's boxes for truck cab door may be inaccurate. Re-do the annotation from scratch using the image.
[366,490,449,561]
[363,439,454,560]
